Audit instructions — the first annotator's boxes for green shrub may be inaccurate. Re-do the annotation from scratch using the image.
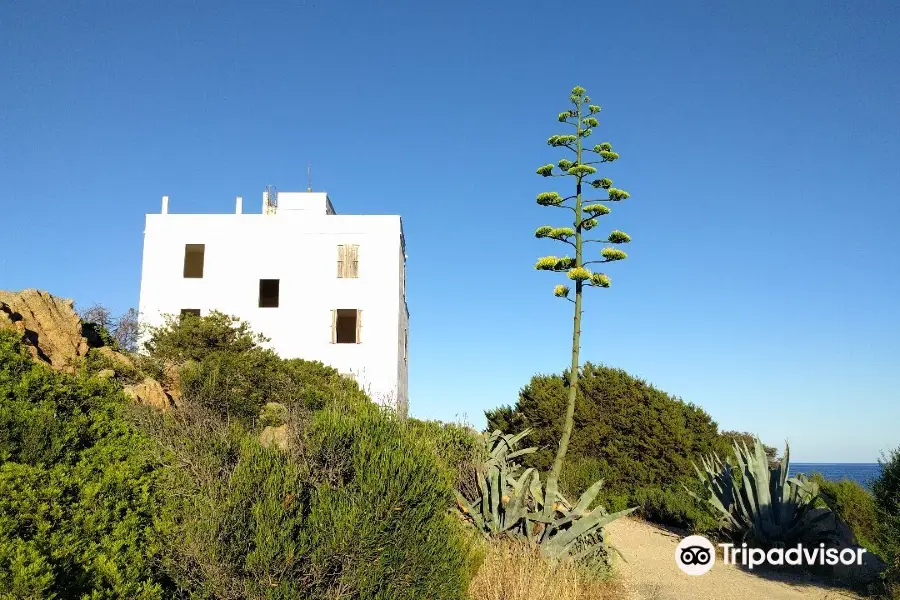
[152,400,478,599]
[143,310,267,362]
[874,447,900,590]
[487,363,732,530]
[408,419,487,499]
[811,474,881,555]
[79,347,143,384]
[0,329,172,598]
[179,348,371,422]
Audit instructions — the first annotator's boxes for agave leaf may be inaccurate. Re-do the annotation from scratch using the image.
[529,472,544,509]
[543,505,637,555]
[490,464,501,532]
[507,447,538,460]
[573,479,604,515]
[454,491,486,532]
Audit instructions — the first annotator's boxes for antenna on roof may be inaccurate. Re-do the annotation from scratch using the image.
[307,161,312,192]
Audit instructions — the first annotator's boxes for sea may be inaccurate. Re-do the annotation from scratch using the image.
[789,463,883,490]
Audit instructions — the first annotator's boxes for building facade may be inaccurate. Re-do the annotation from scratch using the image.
[137,189,409,414]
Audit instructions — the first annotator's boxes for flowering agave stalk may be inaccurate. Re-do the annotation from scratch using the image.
[534,86,632,518]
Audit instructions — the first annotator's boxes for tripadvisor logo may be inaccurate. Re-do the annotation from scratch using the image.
[675,535,867,575]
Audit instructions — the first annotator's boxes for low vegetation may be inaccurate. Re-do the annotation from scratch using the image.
[453,430,633,569]
[690,438,846,547]
[487,363,732,532]
[873,448,900,597]
[1,312,480,599]
[468,540,624,600]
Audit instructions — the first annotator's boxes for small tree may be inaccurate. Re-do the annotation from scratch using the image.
[533,85,632,515]
[114,308,139,353]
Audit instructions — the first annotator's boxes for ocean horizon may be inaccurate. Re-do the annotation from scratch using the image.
[789,463,882,489]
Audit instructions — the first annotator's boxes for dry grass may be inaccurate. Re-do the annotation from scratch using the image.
[468,540,627,600]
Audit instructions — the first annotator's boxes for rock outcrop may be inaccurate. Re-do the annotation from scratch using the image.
[124,377,174,412]
[0,289,90,373]
[0,289,179,412]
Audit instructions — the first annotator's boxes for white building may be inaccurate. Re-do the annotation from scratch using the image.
[137,188,409,414]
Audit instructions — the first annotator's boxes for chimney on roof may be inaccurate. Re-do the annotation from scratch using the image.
[161,195,169,214]
[235,196,243,214]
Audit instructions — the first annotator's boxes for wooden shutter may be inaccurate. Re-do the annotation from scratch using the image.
[337,245,345,278]
[349,245,359,278]
[356,309,362,343]
[331,309,337,343]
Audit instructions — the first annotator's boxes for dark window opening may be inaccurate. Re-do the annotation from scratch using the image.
[335,309,359,343]
[180,308,201,318]
[183,244,205,278]
[259,279,280,308]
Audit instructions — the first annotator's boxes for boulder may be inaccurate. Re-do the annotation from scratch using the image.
[0,289,90,372]
[96,345,134,369]
[260,424,290,451]
[124,377,174,412]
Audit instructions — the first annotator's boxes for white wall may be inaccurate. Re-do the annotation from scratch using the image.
[138,208,407,410]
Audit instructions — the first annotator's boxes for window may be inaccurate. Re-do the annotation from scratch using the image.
[336,244,359,278]
[180,308,201,318]
[183,244,205,278]
[259,279,280,308]
[332,309,361,343]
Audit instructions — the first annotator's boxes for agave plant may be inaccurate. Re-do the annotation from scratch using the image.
[688,437,846,546]
[455,430,635,561]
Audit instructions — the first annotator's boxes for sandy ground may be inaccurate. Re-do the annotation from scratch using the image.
[606,517,863,600]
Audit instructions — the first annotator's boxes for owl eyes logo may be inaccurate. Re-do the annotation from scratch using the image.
[679,546,711,565]
[675,535,716,575]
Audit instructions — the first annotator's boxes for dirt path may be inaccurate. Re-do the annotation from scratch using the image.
[606,518,862,600]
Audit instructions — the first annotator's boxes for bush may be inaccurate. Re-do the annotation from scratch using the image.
[487,363,732,530]
[0,329,172,598]
[408,418,487,499]
[147,400,478,599]
[874,447,900,592]
[811,474,881,555]
[79,347,143,384]
[143,310,267,362]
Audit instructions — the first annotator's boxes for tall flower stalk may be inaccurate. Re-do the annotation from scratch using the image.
[534,85,632,515]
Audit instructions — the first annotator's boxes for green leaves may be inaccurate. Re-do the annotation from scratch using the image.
[583,203,611,216]
[554,285,570,298]
[607,230,631,244]
[558,112,571,122]
[567,165,596,177]
[590,273,611,287]
[608,188,630,201]
[601,248,627,261]
[590,178,613,189]
[567,267,591,281]
[588,105,601,114]
[534,226,553,238]
[536,164,554,177]
[536,192,563,207]
[582,117,599,128]
[594,142,612,152]
[557,159,573,171]
[582,218,598,231]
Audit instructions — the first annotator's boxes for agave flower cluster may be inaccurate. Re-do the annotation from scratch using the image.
[455,430,634,562]
[533,85,632,299]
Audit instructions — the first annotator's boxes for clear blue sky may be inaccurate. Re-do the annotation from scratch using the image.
[2,1,898,462]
